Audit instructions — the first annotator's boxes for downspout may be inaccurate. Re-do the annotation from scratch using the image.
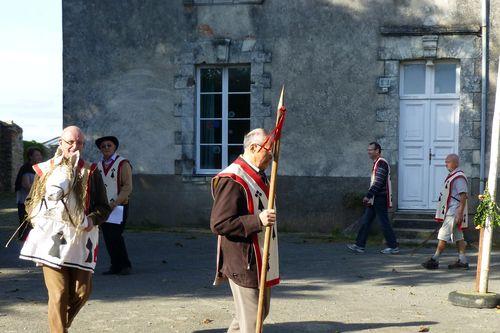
[479,0,489,194]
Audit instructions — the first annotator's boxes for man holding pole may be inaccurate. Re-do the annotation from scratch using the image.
[210,128,279,333]
[422,154,469,270]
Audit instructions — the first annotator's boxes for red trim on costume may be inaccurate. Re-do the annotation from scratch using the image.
[216,173,255,214]
[116,159,129,195]
[84,164,97,214]
[372,158,392,208]
[33,164,43,177]
[101,155,120,176]
[93,245,99,263]
[233,157,269,197]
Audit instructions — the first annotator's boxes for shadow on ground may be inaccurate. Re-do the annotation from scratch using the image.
[192,320,439,333]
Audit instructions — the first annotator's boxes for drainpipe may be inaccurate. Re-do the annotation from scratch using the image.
[479,0,489,194]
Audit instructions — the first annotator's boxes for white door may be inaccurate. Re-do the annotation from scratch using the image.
[398,62,460,210]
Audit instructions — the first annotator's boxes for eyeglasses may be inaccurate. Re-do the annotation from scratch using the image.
[61,138,83,146]
[256,144,272,153]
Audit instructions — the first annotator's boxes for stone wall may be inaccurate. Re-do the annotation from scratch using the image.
[62,1,497,231]
[0,121,23,193]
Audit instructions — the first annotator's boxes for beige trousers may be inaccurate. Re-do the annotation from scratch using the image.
[228,279,271,333]
[42,265,93,333]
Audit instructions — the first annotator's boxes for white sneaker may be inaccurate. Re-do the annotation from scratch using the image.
[347,244,365,253]
[380,247,400,254]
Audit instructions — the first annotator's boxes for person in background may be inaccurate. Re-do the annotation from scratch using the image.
[94,136,133,275]
[15,146,44,240]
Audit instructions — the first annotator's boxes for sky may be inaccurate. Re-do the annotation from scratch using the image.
[0,0,62,143]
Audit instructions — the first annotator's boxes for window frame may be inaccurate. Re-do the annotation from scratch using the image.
[195,65,251,175]
[400,60,460,100]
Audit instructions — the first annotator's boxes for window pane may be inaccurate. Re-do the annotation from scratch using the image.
[201,68,222,92]
[228,94,250,118]
[434,63,456,94]
[228,120,250,144]
[403,64,426,95]
[229,67,250,92]
[200,145,221,169]
[228,145,244,164]
[200,120,222,144]
[200,94,222,118]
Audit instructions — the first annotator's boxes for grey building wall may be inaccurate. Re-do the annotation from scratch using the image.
[63,0,498,232]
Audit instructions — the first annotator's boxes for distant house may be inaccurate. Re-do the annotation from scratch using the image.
[62,1,498,232]
[42,137,60,157]
[0,120,23,192]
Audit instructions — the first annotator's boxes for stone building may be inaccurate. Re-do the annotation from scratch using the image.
[0,121,23,192]
[62,1,500,233]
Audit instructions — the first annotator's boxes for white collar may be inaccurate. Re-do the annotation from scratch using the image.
[240,155,261,173]
[103,153,117,163]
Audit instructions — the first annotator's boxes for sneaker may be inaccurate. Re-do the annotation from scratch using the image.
[448,260,469,270]
[421,258,439,270]
[347,244,365,253]
[380,247,400,254]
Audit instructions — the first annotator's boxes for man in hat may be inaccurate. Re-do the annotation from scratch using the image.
[210,128,279,333]
[94,136,133,275]
[422,154,469,270]
[19,126,111,333]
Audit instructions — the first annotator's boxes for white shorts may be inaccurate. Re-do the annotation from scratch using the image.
[437,215,464,243]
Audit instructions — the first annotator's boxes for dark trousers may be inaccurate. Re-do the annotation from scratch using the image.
[355,195,398,248]
[101,204,131,272]
[17,203,32,241]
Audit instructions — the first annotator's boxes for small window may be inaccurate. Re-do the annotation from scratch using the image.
[434,63,457,94]
[403,64,426,95]
[197,65,251,173]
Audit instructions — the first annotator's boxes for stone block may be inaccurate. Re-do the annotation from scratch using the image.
[242,37,256,52]
[174,131,182,145]
[462,75,481,93]
[251,51,272,63]
[174,75,195,89]
[473,149,481,165]
[422,35,438,58]
[460,58,475,76]
[375,108,388,122]
[213,0,233,3]
[384,60,399,76]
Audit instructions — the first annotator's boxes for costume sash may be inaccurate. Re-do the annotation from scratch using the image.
[435,169,469,230]
[368,157,393,208]
[94,155,128,202]
[211,157,280,288]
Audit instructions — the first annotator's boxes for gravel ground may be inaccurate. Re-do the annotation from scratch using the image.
[0,194,499,333]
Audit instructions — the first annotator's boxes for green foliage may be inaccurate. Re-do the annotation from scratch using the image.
[22,140,48,163]
[473,185,500,229]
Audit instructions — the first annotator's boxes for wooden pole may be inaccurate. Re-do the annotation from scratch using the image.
[255,86,285,333]
[478,56,500,293]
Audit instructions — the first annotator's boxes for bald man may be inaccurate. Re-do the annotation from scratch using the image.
[20,126,111,332]
[422,154,469,270]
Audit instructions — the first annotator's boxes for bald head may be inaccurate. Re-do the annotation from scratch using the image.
[59,126,85,158]
[445,154,459,172]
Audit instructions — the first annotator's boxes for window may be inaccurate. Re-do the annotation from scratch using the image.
[400,61,459,98]
[196,65,251,174]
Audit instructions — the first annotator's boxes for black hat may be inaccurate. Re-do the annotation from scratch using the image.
[95,136,119,149]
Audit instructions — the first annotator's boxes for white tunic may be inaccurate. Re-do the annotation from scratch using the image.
[19,156,99,272]
[95,154,128,203]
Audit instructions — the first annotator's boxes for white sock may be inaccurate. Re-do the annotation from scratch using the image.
[432,250,442,261]
[459,253,467,263]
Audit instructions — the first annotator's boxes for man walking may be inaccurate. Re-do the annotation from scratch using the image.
[422,154,469,270]
[347,142,399,254]
[19,126,111,333]
[210,128,279,333]
[94,136,133,275]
